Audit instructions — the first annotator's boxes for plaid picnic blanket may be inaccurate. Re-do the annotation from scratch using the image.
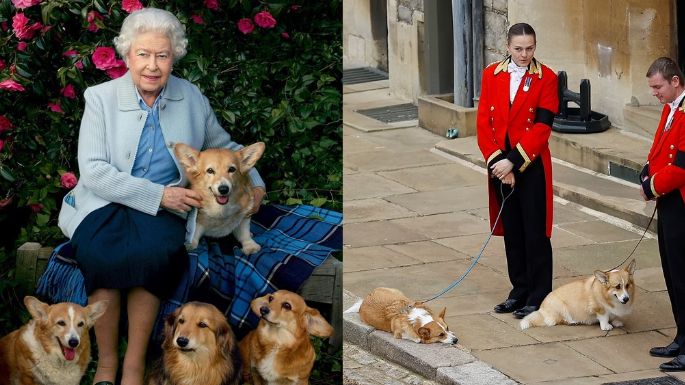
[36,204,342,339]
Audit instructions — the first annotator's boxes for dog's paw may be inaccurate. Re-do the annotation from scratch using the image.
[241,241,261,255]
[185,241,199,251]
[600,323,613,331]
[611,319,624,328]
[519,319,530,330]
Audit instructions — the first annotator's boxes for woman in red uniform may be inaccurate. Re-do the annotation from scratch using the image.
[476,23,558,319]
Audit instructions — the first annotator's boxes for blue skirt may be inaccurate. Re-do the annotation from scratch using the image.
[71,203,188,298]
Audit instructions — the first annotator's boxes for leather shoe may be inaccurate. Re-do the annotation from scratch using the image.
[493,299,522,313]
[513,305,538,319]
[650,342,680,358]
[660,355,685,371]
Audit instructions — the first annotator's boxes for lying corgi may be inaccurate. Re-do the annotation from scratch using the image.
[146,302,240,385]
[347,287,458,344]
[239,290,333,385]
[174,142,265,253]
[520,259,636,331]
[0,296,107,385]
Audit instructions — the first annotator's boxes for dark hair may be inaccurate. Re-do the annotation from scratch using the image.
[507,23,536,44]
[646,57,684,86]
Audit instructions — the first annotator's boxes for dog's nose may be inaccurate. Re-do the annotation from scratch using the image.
[451,337,458,345]
[260,306,270,316]
[176,336,189,348]
[621,296,630,304]
[218,185,230,195]
[68,338,79,348]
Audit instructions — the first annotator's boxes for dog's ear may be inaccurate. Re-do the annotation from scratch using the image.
[238,142,265,173]
[216,318,235,360]
[626,259,636,275]
[86,300,108,326]
[174,143,200,174]
[594,270,609,285]
[164,306,181,342]
[303,307,334,338]
[418,327,431,340]
[438,307,447,320]
[24,296,50,321]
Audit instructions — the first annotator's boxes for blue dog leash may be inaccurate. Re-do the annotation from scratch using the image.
[422,184,515,303]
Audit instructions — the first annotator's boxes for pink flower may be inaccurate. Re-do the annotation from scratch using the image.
[92,46,117,70]
[122,0,143,13]
[237,18,254,34]
[106,60,127,79]
[63,49,78,57]
[0,79,25,92]
[61,84,76,99]
[0,60,5,72]
[190,14,204,24]
[0,116,13,135]
[86,11,104,32]
[17,41,27,51]
[48,102,63,113]
[281,32,290,39]
[254,11,276,29]
[11,0,42,9]
[29,203,43,213]
[60,172,78,189]
[75,61,84,70]
[204,0,219,10]
[12,13,42,40]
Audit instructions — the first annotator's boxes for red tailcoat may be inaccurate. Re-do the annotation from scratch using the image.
[477,57,559,237]
[642,98,685,201]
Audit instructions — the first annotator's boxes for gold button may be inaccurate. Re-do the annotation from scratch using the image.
[490,106,494,111]
[669,154,673,158]
[527,118,532,123]
[671,145,675,150]
[669,162,673,165]
[532,154,536,158]
[525,127,529,131]
[529,107,534,113]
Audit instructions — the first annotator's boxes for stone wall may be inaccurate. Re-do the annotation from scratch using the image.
[483,0,508,68]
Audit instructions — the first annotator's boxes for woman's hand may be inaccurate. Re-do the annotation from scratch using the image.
[249,187,266,215]
[502,172,515,187]
[161,186,202,212]
[491,159,514,179]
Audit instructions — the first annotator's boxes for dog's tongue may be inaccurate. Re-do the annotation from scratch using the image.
[216,195,229,205]
[62,346,76,361]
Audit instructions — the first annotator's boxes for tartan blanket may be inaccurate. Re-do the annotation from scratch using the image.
[36,204,342,339]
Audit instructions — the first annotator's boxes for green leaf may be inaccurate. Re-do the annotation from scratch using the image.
[285,198,303,205]
[36,214,49,226]
[310,197,327,207]
[0,167,15,182]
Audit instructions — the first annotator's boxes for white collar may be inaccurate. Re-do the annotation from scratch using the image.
[669,89,685,111]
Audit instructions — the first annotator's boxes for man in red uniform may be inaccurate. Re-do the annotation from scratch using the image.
[641,57,685,371]
[477,23,558,319]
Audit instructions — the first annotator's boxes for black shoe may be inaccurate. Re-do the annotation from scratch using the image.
[651,342,681,358]
[513,305,538,319]
[493,299,522,313]
[660,355,685,371]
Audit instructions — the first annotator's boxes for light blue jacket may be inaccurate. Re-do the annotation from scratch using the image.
[58,71,264,243]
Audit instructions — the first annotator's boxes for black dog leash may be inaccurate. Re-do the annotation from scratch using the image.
[608,205,657,272]
[422,184,514,303]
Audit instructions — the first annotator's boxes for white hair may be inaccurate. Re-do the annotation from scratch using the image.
[114,8,188,63]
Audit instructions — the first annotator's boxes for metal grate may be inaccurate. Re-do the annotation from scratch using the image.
[356,103,418,123]
[608,161,640,185]
[343,67,389,85]
[603,377,685,385]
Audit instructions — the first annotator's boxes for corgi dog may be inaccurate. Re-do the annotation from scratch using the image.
[146,302,240,385]
[520,259,636,331]
[174,142,265,253]
[0,296,107,385]
[347,287,458,344]
[239,290,333,385]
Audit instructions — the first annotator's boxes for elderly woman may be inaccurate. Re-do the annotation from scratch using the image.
[57,8,265,385]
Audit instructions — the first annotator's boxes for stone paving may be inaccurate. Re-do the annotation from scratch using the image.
[342,84,685,384]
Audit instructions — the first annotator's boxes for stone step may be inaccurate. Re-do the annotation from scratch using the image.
[623,105,661,138]
[435,136,657,231]
[548,127,651,181]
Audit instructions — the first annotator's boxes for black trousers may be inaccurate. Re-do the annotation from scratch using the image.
[656,191,685,353]
[493,158,553,307]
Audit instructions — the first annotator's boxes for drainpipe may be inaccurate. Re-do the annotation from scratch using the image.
[452,0,473,107]
[472,0,483,102]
